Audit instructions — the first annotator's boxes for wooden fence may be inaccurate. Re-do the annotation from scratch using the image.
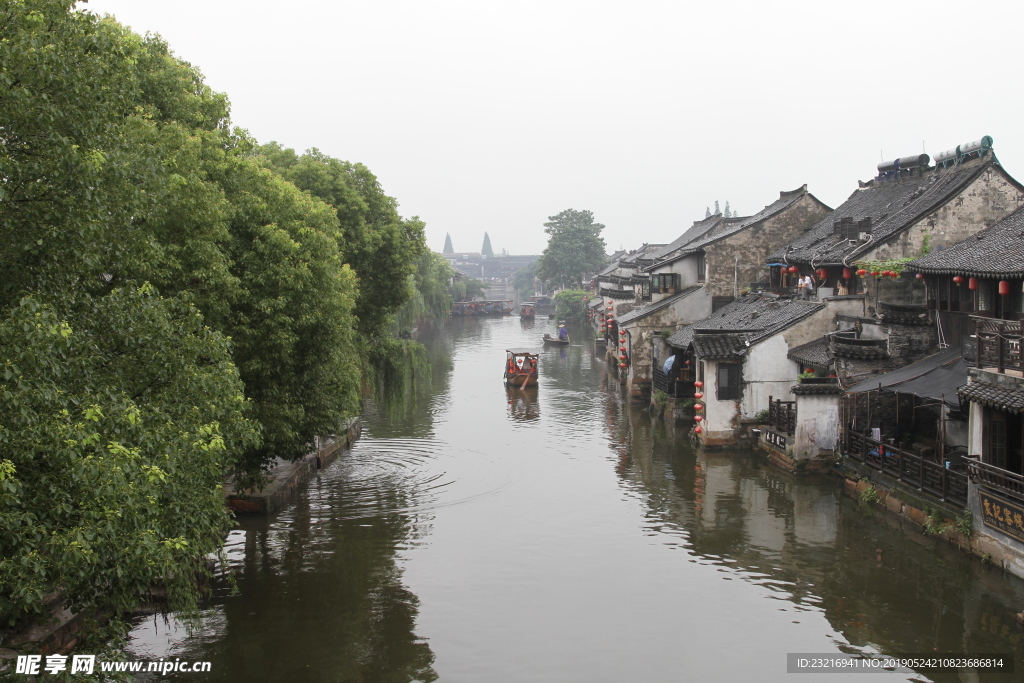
[844,430,968,507]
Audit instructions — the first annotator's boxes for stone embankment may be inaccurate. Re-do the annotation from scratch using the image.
[226,418,362,515]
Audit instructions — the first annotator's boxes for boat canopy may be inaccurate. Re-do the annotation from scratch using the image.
[507,348,538,356]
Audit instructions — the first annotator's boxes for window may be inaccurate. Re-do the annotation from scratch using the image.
[986,409,1024,474]
[697,253,706,283]
[651,272,679,293]
[717,362,741,401]
[640,280,651,301]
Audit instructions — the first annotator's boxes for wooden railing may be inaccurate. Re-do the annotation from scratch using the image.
[966,457,1024,499]
[652,367,696,399]
[975,319,1023,373]
[844,430,968,507]
[768,396,796,436]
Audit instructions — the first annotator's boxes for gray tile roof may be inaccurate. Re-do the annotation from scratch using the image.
[906,205,1024,278]
[766,156,1017,265]
[788,337,832,367]
[617,286,701,325]
[648,215,725,263]
[649,186,819,269]
[958,380,1024,413]
[666,294,823,352]
[691,333,751,359]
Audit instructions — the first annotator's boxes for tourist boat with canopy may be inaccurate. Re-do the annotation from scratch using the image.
[519,302,535,319]
[504,349,539,387]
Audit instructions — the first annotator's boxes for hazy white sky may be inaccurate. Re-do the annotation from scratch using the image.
[82,0,1023,256]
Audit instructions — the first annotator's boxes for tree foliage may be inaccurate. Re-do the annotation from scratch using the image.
[0,0,430,644]
[512,260,539,298]
[0,289,258,630]
[255,143,426,339]
[536,209,607,289]
[553,289,589,322]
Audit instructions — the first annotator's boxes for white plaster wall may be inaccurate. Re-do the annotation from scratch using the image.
[704,360,739,435]
[742,337,800,418]
[793,393,840,459]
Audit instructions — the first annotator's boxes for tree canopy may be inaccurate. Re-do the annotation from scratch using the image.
[0,0,431,645]
[536,209,607,289]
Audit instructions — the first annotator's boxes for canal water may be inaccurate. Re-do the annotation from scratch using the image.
[129,317,1024,681]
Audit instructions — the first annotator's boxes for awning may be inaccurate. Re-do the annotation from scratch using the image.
[845,346,967,407]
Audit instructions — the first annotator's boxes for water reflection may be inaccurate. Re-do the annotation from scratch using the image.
[610,400,1024,682]
[506,386,539,422]
[127,316,1024,682]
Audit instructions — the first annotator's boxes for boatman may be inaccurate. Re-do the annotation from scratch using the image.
[558,324,569,342]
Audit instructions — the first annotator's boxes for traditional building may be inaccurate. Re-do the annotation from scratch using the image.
[657,293,859,446]
[766,139,1024,312]
[613,186,829,401]
[907,205,1024,345]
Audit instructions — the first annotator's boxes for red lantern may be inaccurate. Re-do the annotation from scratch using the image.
[817,268,827,280]
[619,346,627,352]
[694,403,704,411]
[952,276,963,285]
[968,277,978,290]
[856,269,867,277]
[694,415,703,422]
[619,355,627,361]
[694,426,703,434]
[694,381,704,388]
[619,362,627,368]
[999,280,1010,296]
[843,267,852,280]
[916,273,925,280]
[787,266,798,274]
[871,271,880,278]
[694,392,703,399]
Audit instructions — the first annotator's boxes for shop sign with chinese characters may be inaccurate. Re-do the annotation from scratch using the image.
[979,489,1024,544]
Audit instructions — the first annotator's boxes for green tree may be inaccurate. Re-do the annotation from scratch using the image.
[554,289,588,322]
[0,288,258,633]
[512,260,539,298]
[714,200,720,215]
[392,252,455,333]
[536,209,607,289]
[705,207,711,218]
[481,232,494,257]
[443,233,454,253]
[255,143,426,340]
[724,201,732,218]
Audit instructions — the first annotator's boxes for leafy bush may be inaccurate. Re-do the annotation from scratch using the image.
[653,390,668,412]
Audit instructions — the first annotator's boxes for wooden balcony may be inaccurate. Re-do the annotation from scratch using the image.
[975,319,1023,374]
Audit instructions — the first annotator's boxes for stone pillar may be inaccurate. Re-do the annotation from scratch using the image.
[791,383,843,461]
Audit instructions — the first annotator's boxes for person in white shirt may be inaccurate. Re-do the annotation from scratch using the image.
[798,274,815,300]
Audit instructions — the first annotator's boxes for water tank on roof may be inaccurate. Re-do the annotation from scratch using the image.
[934,146,959,164]
[960,136,993,155]
[877,153,929,173]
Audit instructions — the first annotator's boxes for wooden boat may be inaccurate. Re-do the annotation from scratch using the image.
[504,348,539,387]
[542,333,569,347]
[520,302,536,319]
